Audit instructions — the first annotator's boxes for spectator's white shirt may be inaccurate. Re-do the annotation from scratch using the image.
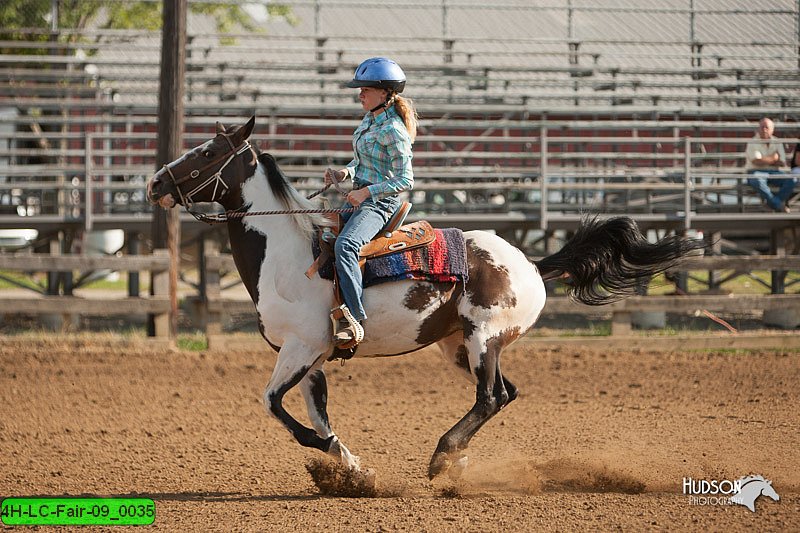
[745,134,786,171]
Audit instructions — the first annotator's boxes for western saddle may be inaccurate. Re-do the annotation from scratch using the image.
[305,201,434,278]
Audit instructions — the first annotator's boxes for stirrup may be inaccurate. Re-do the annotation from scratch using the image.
[330,304,364,348]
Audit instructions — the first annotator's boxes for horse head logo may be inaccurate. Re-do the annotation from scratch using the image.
[731,475,780,512]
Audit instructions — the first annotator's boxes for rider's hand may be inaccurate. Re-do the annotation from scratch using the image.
[324,168,346,185]
[347,187,371,207]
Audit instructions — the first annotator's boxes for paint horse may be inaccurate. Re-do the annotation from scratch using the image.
[147,116,705,480]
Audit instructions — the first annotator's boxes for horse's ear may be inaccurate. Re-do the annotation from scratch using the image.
[215,121,226,135]
[239,115,256,140]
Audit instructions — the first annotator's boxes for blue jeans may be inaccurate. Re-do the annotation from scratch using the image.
[746,170,798,211]
[334,195,400,321]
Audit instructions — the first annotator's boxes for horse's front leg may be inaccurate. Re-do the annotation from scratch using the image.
[299,367,361,470]
[263,337,361,470]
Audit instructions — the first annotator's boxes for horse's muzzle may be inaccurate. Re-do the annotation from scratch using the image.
[147,174,163,205]
[146,176,159,204]
[147,174,176,208]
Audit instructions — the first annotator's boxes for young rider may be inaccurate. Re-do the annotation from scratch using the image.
[324,57,418,347]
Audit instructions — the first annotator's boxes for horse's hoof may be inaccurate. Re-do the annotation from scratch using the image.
[448,455,468,480]
[327,437,361,470]
[428,452,447,479]
[429,452,467,480]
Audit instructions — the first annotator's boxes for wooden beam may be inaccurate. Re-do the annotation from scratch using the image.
[671,256,800,270]
[0,255,169,271]
[0,297,169,314]
[544,294,800,313]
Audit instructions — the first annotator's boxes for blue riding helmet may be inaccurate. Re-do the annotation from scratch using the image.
[346,57,406,93]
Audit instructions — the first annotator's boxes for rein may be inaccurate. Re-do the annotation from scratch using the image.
[192,205,356,225]
[189,178,356,225]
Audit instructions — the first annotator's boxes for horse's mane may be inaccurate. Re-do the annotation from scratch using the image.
[257,151,328,239]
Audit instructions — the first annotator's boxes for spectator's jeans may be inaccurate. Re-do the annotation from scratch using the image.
[746,169,798,210]
[334,195,400,321]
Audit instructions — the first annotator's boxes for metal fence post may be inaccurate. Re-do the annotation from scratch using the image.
[84,133,93,233]
[540,124,548,230]
[684,137,692,230]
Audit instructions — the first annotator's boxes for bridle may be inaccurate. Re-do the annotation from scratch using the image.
[161,131,252,212]
[159,131,356,225]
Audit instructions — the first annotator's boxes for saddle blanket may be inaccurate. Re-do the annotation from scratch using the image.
[313,227,468,288]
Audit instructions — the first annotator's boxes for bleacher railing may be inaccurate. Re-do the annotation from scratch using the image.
[1,130,798,234]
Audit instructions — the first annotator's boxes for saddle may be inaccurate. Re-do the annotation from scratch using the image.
[358,220,435,264]
[305,201,435,278]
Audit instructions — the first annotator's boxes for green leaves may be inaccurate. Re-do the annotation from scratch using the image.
[0,0,297,33]
[103,2,162,31]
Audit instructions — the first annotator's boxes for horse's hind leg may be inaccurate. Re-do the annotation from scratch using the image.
[429,331,517,480]
[299,368,361,468]
[438,332,519,407]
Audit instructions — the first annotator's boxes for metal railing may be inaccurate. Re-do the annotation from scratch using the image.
[2,130,798,235]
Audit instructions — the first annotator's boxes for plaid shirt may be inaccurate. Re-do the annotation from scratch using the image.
[345,105,414,201]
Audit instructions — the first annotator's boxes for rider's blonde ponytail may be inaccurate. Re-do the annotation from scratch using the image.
[393,95,418,143]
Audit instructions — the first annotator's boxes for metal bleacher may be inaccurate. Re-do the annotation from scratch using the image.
[1,1,799,259]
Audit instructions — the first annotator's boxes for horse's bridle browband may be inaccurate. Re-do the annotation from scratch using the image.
[161,132,252,209]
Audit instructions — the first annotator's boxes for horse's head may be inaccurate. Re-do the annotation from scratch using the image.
[761,480,780,502]
[147,116,256,210]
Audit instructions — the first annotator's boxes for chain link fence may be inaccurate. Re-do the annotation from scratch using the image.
[6,1,800,68]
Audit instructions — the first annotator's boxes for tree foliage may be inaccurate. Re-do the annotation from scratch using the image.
[0,0,297,53]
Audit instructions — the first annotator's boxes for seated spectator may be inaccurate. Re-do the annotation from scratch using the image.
[745,117,796,213]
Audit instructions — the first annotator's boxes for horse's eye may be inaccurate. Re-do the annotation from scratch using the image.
[203,150,213,158]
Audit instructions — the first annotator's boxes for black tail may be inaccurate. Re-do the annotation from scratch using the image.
[534,216,706,306]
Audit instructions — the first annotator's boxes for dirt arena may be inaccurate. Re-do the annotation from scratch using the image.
[1,336,797,531]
